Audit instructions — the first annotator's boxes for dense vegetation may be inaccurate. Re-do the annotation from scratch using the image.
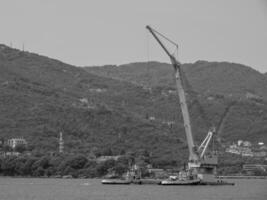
[0,154,125,178]
[0,149,160,178]
[86,61,267,144]
[1,152,266,178]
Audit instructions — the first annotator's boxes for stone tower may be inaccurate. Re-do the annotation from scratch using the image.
[59,132,64,153]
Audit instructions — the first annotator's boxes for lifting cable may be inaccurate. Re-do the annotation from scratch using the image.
[149,27,213,134]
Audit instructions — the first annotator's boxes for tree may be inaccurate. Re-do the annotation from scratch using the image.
[14,144,27,153]
[96,159,116,176]
[65,155,88,169]
[33,166,45,177]
[22,157,38,175]
[114,163,128,176]
[2,144,12,152]
[1,156,17,175]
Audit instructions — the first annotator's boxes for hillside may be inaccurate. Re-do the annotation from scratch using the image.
[86,61,267,100]
[86,61,267,144]
[1,44,267,168]
[0,44,189,165]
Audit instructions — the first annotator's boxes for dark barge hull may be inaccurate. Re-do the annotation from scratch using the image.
[132,179,162,185]
[101,179,131,184]
[199,181,235,186]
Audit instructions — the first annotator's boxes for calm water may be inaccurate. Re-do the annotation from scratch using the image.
[0,178,266,200]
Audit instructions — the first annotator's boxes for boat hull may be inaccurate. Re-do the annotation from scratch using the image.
[161,179,200,185]
[199,181,235,186]
[132,179,161,185]
[101,179,131,185]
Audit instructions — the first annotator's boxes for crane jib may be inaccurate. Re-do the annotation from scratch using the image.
[146,25,199,163]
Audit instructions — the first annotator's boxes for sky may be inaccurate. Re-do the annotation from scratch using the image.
[1,0,267,72]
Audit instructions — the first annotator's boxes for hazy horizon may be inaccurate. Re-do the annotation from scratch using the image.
[1,0,266,73]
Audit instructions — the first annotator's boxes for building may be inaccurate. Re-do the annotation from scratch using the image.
[253,151,267,157]
[225,142,253,157]
[245,92,262,101]
[243,164,267,172]
[96,155,121,163]
[226,145,240,155]
[149,116,156,121]
[243,141,252,147]
[237,140,243,146]
[7,138,27,149]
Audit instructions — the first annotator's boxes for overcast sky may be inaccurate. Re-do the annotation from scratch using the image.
[1,0,266,72]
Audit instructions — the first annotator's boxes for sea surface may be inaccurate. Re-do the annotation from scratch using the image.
[0,178,266,200]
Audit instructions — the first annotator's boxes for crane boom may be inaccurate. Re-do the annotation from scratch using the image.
[146,26,199,163]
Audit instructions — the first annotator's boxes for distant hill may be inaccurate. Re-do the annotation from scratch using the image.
[0,44,189,165]
[86,61,267,100]
[86,61,267,144]
[0,44,267,167]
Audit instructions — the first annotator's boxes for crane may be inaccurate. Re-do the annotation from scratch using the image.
[146,25,217,181]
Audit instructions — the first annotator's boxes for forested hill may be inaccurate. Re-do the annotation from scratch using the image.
[0,44,267,168]
[86,61,267,100]
[85,61,267,145]
[0,44,187,165]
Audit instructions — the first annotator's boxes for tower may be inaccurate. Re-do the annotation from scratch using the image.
[59,132,64,153]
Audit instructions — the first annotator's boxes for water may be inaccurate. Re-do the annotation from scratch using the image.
[0,178,266,200]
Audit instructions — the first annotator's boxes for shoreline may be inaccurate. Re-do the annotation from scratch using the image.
[1,175,267,180]
[217,176,267,179]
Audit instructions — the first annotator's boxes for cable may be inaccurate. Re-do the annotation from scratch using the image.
[149,27,178,48]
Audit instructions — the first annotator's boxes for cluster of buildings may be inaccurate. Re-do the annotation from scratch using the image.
[0,138,28,156]
[0,138,27,149]
[225,140,267,158]
[6,138,27,149]
[243,164,267,173]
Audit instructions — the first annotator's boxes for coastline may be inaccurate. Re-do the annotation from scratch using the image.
[217,176,267,179]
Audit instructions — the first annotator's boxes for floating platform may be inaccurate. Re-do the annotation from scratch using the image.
[199,180,235,186]
[101,179,131,185]
[217,175,267,179]
[101,179,161,185]
[161,179,235,186]
[101,179,235,186]
[132,179,161,185]
[161,179,201,185]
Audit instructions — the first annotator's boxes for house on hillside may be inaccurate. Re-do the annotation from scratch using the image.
[149,116,156,121]
[96,155,121,163]
[225,141,253,157]
[7,138,27,149]
[246,92,263,102]
[243,141,252,147]
[253,151,267,157]
[243,164,267,173]
[226,144,240,155]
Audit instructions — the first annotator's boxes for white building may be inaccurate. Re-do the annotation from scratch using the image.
[237,140,243,146]
[7,138,27,149]
[243,141,252,147]
[96,155,121,163]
